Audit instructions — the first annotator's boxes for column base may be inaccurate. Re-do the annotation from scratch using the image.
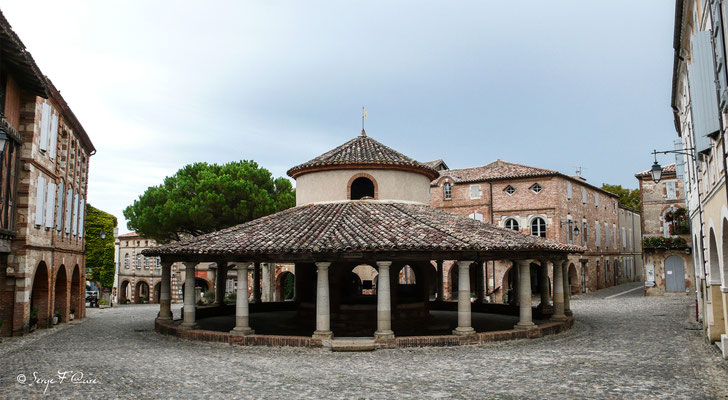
[179,322,199,330]
[452,327,476,336]
[156,315,172,322]
[312,330,333,340]
[514,322,536,330]
[550,315,568,322]
[564,310,573,316]
[538,304,553,313]
[230,327,254,336]
[374,330,395,341]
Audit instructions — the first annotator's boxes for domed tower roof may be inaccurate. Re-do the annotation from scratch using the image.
[286,133,439,181]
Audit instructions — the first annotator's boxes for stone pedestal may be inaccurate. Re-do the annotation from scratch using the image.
[550,260,567,322]
[230,263,254,336]
[313,262,333,341]
[515,260,536,330]
[180,262,198,329]
[374,261,395,341]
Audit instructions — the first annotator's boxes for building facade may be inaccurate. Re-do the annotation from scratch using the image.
[671,0,728,357]
[636,164,694,296]
[430,160,642,302]
[0,10,95,336]
[114,232,294,305]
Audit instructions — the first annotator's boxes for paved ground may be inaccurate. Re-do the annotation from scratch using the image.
[1,283,727,399]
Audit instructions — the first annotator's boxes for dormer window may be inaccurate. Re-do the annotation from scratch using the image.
[504,185,516,195]
[444,182,452,200]
[530,183,543,194]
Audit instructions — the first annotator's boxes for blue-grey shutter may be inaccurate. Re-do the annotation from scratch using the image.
[674,140,686,178]
[45,181,56,228]
[72,193,79,236]
[39,103,50,152]
[688,30,720,153]
[78,199,85,237]
[34,176,46,226]
[55,181,64,231]
[65,188,73,234]
[712,0,728,110]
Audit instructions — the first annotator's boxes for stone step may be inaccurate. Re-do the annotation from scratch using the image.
[330,337,376,352]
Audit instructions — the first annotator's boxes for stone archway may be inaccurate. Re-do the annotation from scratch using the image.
[119,280,130,303]
[501,265,517,304]
[568,263,578,295]
[70,265,82,318]
[30,262,51,329]
[352,264,377,295]
[276,271,295,301]
[54,265,69,323]
[135,280,150,303]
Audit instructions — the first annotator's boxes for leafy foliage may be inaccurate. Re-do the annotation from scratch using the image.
[601,184,641,210]
[85,204,117,289]
[123,161,295,243]
[642,236,688,249]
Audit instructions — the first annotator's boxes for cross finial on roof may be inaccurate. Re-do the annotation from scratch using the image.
[361,106,367,136]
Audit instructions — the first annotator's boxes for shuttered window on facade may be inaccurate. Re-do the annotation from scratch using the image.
[78,199,85,237]
[65,188,73,234]
[39,103,50,152]
[688,30,720,153]
[711,0,728,110]
[45,181,56,228]
[34,176,46,226]
[72,193,79,236]
[49,113,58,159]
[595,221,601,248]
[566,182,572,200]
[55,181,64,231]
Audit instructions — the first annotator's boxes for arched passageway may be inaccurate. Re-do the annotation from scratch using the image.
[30,262,51,329]
[350,177,375,200]
[568,264,578,295]
[135,281,150,303]
[501,265,517,304]
[54,265,69,323]
[276,271,295,301]
[119,280,130,303]
[70,265,82,317]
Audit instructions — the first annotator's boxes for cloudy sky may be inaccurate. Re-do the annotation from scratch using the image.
[1,1,676,233]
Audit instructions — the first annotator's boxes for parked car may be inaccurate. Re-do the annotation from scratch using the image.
[86,291,99,308]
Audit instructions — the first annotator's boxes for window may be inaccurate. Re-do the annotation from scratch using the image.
[605,222,610,249]
[566,182,572,199]
[613,224,617,247]
[469,211,484,221]
[504,185,516,195]
[530,183,543,194]
[612,200,617,212]
[666,180,677,199]
[350,176,375,200]
[581,188,587,204]
[622,227,626,249]
[444,182,452,200]
[124,254,129,268]
[504,218,519,231]
[566,218,573,244]
[531,217,546,237]
[595,194,600,207]
[144,257,149,269]
[582,221,588,246]
[136,254,142,269]
[156,257,161,268]
[470,185,481,199]
[34,175,47,227]
[595,221,601,248]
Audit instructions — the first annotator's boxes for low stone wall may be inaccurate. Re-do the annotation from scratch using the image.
[155,313,573,350]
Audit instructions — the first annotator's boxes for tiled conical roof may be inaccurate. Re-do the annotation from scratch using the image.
[287,133,439,180]
[143,202,585,260]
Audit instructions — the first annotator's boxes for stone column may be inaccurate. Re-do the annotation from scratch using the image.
[436,260,444,301]
[312,262,333,340]
[214,262,227,305]
[158,261,173,321]
[551,259,567,322]
[181,262,198,329]
[453,260,475,335]
[563,261,572,316]
[515,259,536,330]
[374,261,394,341]
[262,263,275,302]
[475,262,485,303]
[252,263,262,303]
[538,259,551,311]
[230,263,254,336]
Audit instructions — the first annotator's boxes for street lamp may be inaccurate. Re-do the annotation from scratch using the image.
[0,123,9,155]
[99,229,106,239]
[649,148,696,184]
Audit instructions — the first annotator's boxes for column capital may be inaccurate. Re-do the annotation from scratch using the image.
[182,261,197,269]
[457,260,474,268]
[233,262,253,270]
[315,262,331,269]
[376,261,392,268]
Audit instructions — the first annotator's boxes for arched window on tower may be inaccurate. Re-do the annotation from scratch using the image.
[350,177,375,200]
[504,218,519,231]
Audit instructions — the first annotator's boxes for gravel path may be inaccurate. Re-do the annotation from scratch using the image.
[1,283,727,399]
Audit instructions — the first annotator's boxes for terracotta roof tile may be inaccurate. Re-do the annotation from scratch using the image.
[438,160,557,183]
[287,134,438,180]
[144,202,584,259]
[635,163,676,177]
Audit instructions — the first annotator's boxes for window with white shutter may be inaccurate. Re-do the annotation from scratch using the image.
[79,199,85,237]
[622,227,626,249]
[49,113,58,159]
[45,181,56,228]
[666,181,677,199]
[613,224,617,247]
[595,221,601,248]
[566,182,572,200]
[39,103,50,152]
[55,182,64,231]
[605,223,610,249]
[34,176,46,226]
[595,194,600,207]
[582,188,587,204]
[72,193,79,236]
[65,188,73,234]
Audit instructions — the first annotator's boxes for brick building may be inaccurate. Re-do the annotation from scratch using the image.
[636,164,694,296]
[114,232,294,305]
[0,10,95,336]
[430,159,641,301]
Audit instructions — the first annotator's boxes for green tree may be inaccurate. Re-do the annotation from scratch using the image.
[601,184,641,210]
[124,161,295,243]
[85,204,117,289]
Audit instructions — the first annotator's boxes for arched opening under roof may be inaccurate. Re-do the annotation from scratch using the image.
[350,177,375,200]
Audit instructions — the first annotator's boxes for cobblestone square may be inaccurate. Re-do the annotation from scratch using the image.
[1,283,726,399]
